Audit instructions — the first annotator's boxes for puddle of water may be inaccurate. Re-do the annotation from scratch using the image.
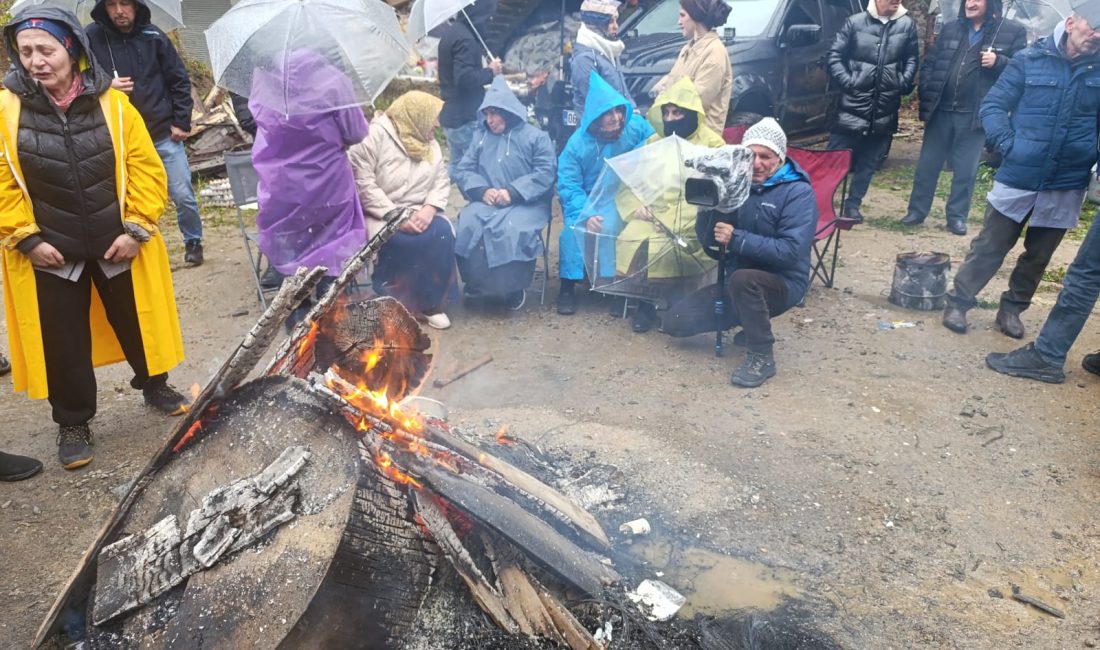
[627,538,803,617]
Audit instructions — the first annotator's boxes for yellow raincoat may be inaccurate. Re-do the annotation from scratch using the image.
[614,78,722,279]
[0,88,184,399]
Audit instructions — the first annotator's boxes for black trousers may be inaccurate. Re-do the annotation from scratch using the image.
[947,205,1067,312]
[35,264,165,427]
[828,130,894,211]
[662,268,790,354]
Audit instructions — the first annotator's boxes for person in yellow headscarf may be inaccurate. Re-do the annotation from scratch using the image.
[349,90,457,330]
[613,78,723,332]
[0,8,186,470]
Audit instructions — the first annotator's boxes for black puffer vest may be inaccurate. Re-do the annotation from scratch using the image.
[13,78,120,260]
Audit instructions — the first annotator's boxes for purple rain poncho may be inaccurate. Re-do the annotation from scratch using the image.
[249,51,369,276]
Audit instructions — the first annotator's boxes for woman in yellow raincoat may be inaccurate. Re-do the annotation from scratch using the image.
[0,8,185,470]
[614,77,723,332]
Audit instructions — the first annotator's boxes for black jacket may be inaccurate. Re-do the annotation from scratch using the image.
[85,0,191,141]
[438,3,495,129]
[2,8,121,260]
[918,1,1027,128]
[827,9,920,135]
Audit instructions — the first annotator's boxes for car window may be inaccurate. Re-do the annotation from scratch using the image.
[784,0,823,29]
[631,0,782,38]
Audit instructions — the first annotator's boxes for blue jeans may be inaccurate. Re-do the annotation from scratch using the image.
[1034,208,1100,366]
[154,137,202,244]
[906,111,986,223]
[444,121,476,179]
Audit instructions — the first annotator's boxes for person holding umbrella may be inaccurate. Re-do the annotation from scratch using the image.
[438,0,503,178]
[0,8,188,469]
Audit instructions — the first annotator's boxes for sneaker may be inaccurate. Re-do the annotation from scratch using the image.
[0,353,9,376]
[1082,351,1100,377]
[985,343,1066,384]
[423,312,451,330]
[57,424,93,470]
[899,213,925,227]
[184,240,204,266]
[730,351,777,388]
[556,289,577,315]
[506,290,526,311]
[0,451,42,481]
[143,382,190,415]
[631,302,658,333]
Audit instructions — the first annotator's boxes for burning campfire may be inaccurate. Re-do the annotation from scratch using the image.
[31,220,624,650]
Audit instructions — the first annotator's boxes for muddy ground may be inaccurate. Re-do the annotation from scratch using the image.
[3,134,1100,649]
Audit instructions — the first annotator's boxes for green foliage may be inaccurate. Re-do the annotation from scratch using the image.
[1042,264,1068,284]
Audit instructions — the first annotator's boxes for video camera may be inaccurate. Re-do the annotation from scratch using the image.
[683,145,754,213]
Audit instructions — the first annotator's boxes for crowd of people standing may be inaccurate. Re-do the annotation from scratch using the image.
[6,0,1100,480]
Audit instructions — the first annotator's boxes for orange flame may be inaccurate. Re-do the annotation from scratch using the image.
[189,383,201,401]
[495,424,516,446]
[296,322,319,359]
[374,449,423,489]
[172,419,203,453]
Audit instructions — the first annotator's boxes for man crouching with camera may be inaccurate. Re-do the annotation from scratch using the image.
[662,118,817,388]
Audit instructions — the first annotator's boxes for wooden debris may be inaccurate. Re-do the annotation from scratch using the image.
[1011,584,1066,619]
[433,353,494,388]
[482,533,562,641]
[92,446,311,625]
[533,574,602,650]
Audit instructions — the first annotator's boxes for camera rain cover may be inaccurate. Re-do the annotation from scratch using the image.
[570,135,736,302]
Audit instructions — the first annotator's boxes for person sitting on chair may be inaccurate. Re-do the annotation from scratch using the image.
[661,118,817,388]
[615,77,724,333]
[556,72,654,315]
[454,77,556,310]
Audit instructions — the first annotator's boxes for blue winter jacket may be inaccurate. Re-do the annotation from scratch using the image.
[696,160,818,310]
[570,44,634,114]
[980,32,1100,191]
[557,73,654,280]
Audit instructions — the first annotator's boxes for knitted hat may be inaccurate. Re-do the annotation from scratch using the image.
[14,17,80,59]
[741,117,787,163]
[580,0,620,30]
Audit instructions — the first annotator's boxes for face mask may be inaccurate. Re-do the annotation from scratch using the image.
[662,111,698,138]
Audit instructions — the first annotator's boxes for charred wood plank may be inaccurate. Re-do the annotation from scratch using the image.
[418,468,619,596]
[481,533,563,641]
[533,576,602,650]
[413,490,519,634]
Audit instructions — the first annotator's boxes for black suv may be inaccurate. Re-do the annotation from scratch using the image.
[617,0,864,138]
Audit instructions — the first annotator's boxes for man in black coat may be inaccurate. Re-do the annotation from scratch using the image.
[438,0,503,178]
[901,0,1026,235]
[86,0,203,266]
[826,0,920,222]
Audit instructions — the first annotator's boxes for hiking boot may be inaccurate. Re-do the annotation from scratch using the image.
[631,302,658,333]
[942,305,968,334]
[0,353,9,376]
[607,296,627,318]
[506,290,526,311]
[0,451,42,481]
[730,351,777,388]
[184,240,204,266]
[986,343,1065,384]
[1082,351,1100,377]
[899,212,925,227]
[946,218,968,236]
[556,288,577,315]
[57,424,93,470]
[995,305,1025,339]
[260,265,284,289]
[841,206,864,224]
[143,382,189,415]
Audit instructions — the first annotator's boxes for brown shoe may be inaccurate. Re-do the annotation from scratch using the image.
[995,305,1025,339]
[942,305,968,334]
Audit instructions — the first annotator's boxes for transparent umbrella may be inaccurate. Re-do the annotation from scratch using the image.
[406,0,493,56]
[9,0,184,31]
[204,0,408,115]
[569,136,750,305]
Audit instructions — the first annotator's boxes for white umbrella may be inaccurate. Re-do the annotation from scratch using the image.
[406,0,493,57]
[9,0,184,31]
[204,0,408,115]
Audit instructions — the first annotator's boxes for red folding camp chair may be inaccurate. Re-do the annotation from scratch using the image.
[721,127,853,288]
[786,146,853,289]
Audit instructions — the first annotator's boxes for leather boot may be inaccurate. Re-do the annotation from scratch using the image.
[995,304,1025,339]
[0,451,42,481]
[942,304,968,334]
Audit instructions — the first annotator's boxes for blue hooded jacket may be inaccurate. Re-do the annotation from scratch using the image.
[980,29,1100,191]
[557,72,654,280]
[696,159,818,310]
